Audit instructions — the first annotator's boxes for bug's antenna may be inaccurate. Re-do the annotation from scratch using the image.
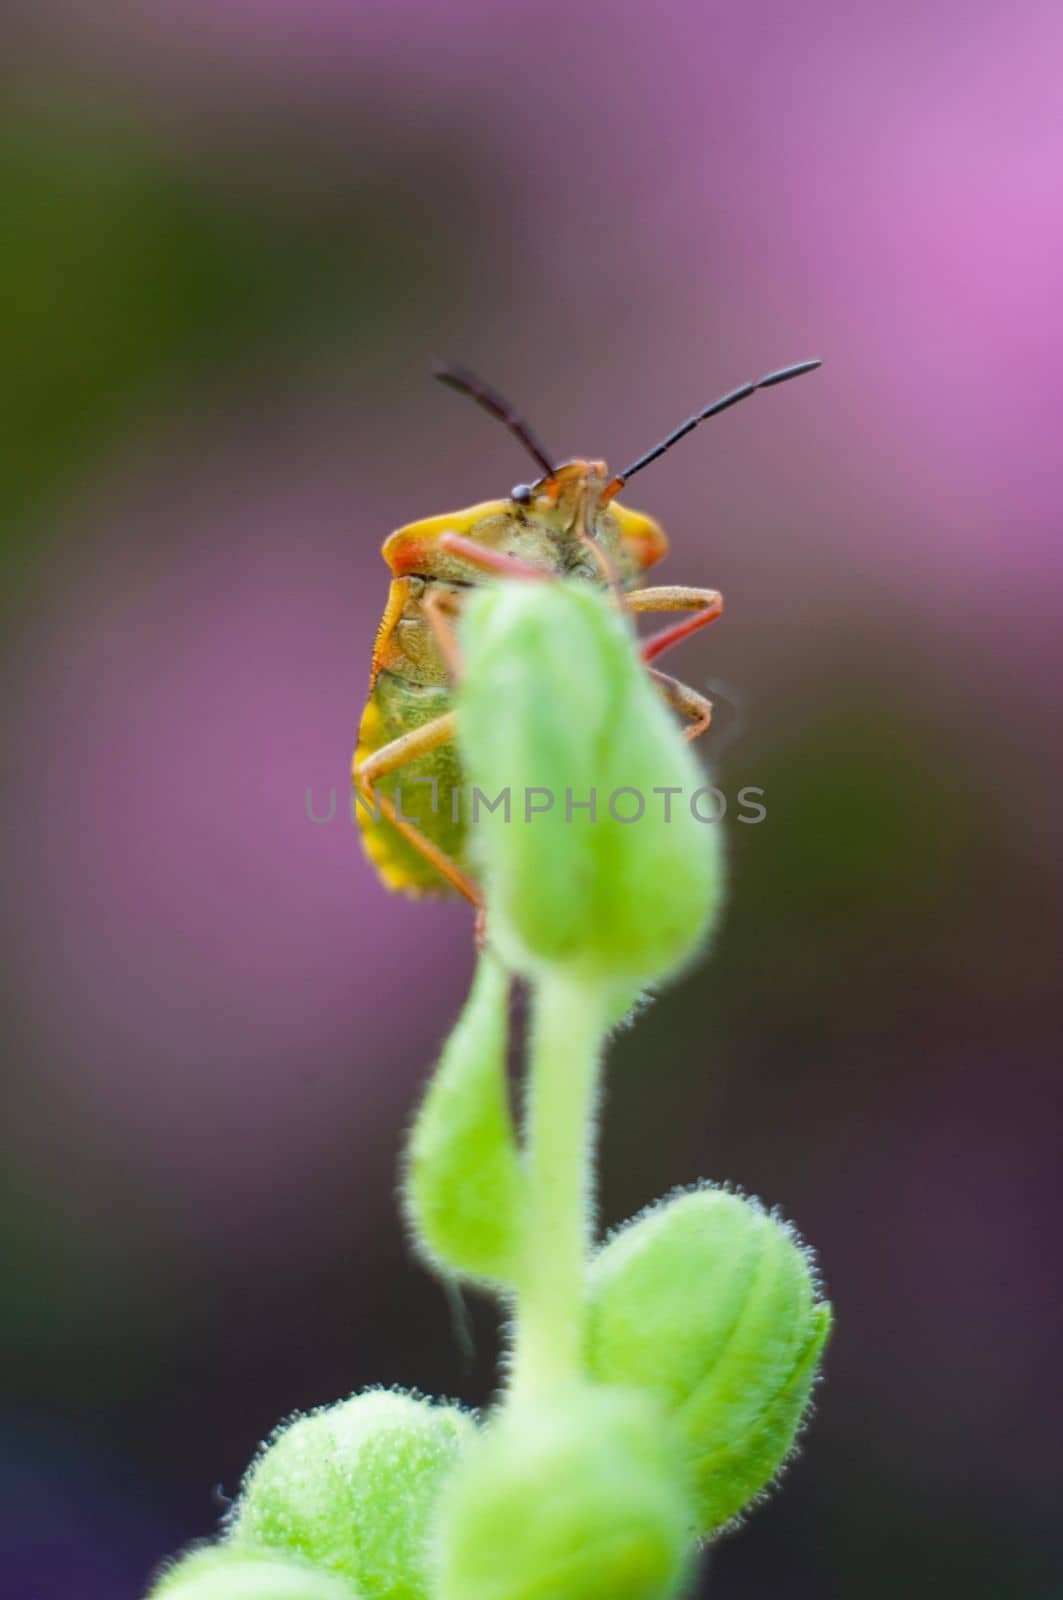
[605,359,822,498]
[434,364,555,480]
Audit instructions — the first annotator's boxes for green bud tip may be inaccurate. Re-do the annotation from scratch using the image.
[456,581,723,988]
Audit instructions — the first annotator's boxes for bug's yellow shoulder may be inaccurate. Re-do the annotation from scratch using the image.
[607,499,669,575]
[381,500,514,577]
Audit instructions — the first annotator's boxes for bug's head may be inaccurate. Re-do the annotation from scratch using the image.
[506,461,670,581]
[510,459,611,533]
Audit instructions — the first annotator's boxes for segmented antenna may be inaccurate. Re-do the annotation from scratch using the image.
[609,359,822,492]
[433,364,555,479]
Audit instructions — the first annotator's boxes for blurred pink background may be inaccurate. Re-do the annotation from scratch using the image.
[2,3,1060,1596]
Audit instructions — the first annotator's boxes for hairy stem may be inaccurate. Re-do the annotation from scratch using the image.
[509,970,605,1397]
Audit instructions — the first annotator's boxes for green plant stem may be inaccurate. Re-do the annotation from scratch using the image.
[509,970,605,1398]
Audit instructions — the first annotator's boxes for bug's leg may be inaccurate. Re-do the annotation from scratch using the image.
[422,586,464,681]
[438,532,550,581]
[401,593,488,942]
[626,585,724,664]
[647,668,713,743]
[353,712,482,907]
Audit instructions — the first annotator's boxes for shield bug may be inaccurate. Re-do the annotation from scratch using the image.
[352,360,820,907]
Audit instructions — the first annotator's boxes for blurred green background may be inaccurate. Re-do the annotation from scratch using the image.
[2,4,1060,1597]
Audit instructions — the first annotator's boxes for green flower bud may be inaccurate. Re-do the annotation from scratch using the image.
[150,1544,358,1599]
[232,1389,475,1600]
[404,950,526,1284]
[434,1383,693,1600]
[586,1188,832,1535]
[456,583,722,987]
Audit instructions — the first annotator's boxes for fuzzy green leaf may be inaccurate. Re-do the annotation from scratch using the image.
[404,950,526,1283]
[232,1389,475,1600]
[150,1545,359,1600]
[586,1187,832,1534]
[434,1383,693,1600]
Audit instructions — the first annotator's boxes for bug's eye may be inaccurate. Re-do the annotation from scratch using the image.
[511,483,534,505]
